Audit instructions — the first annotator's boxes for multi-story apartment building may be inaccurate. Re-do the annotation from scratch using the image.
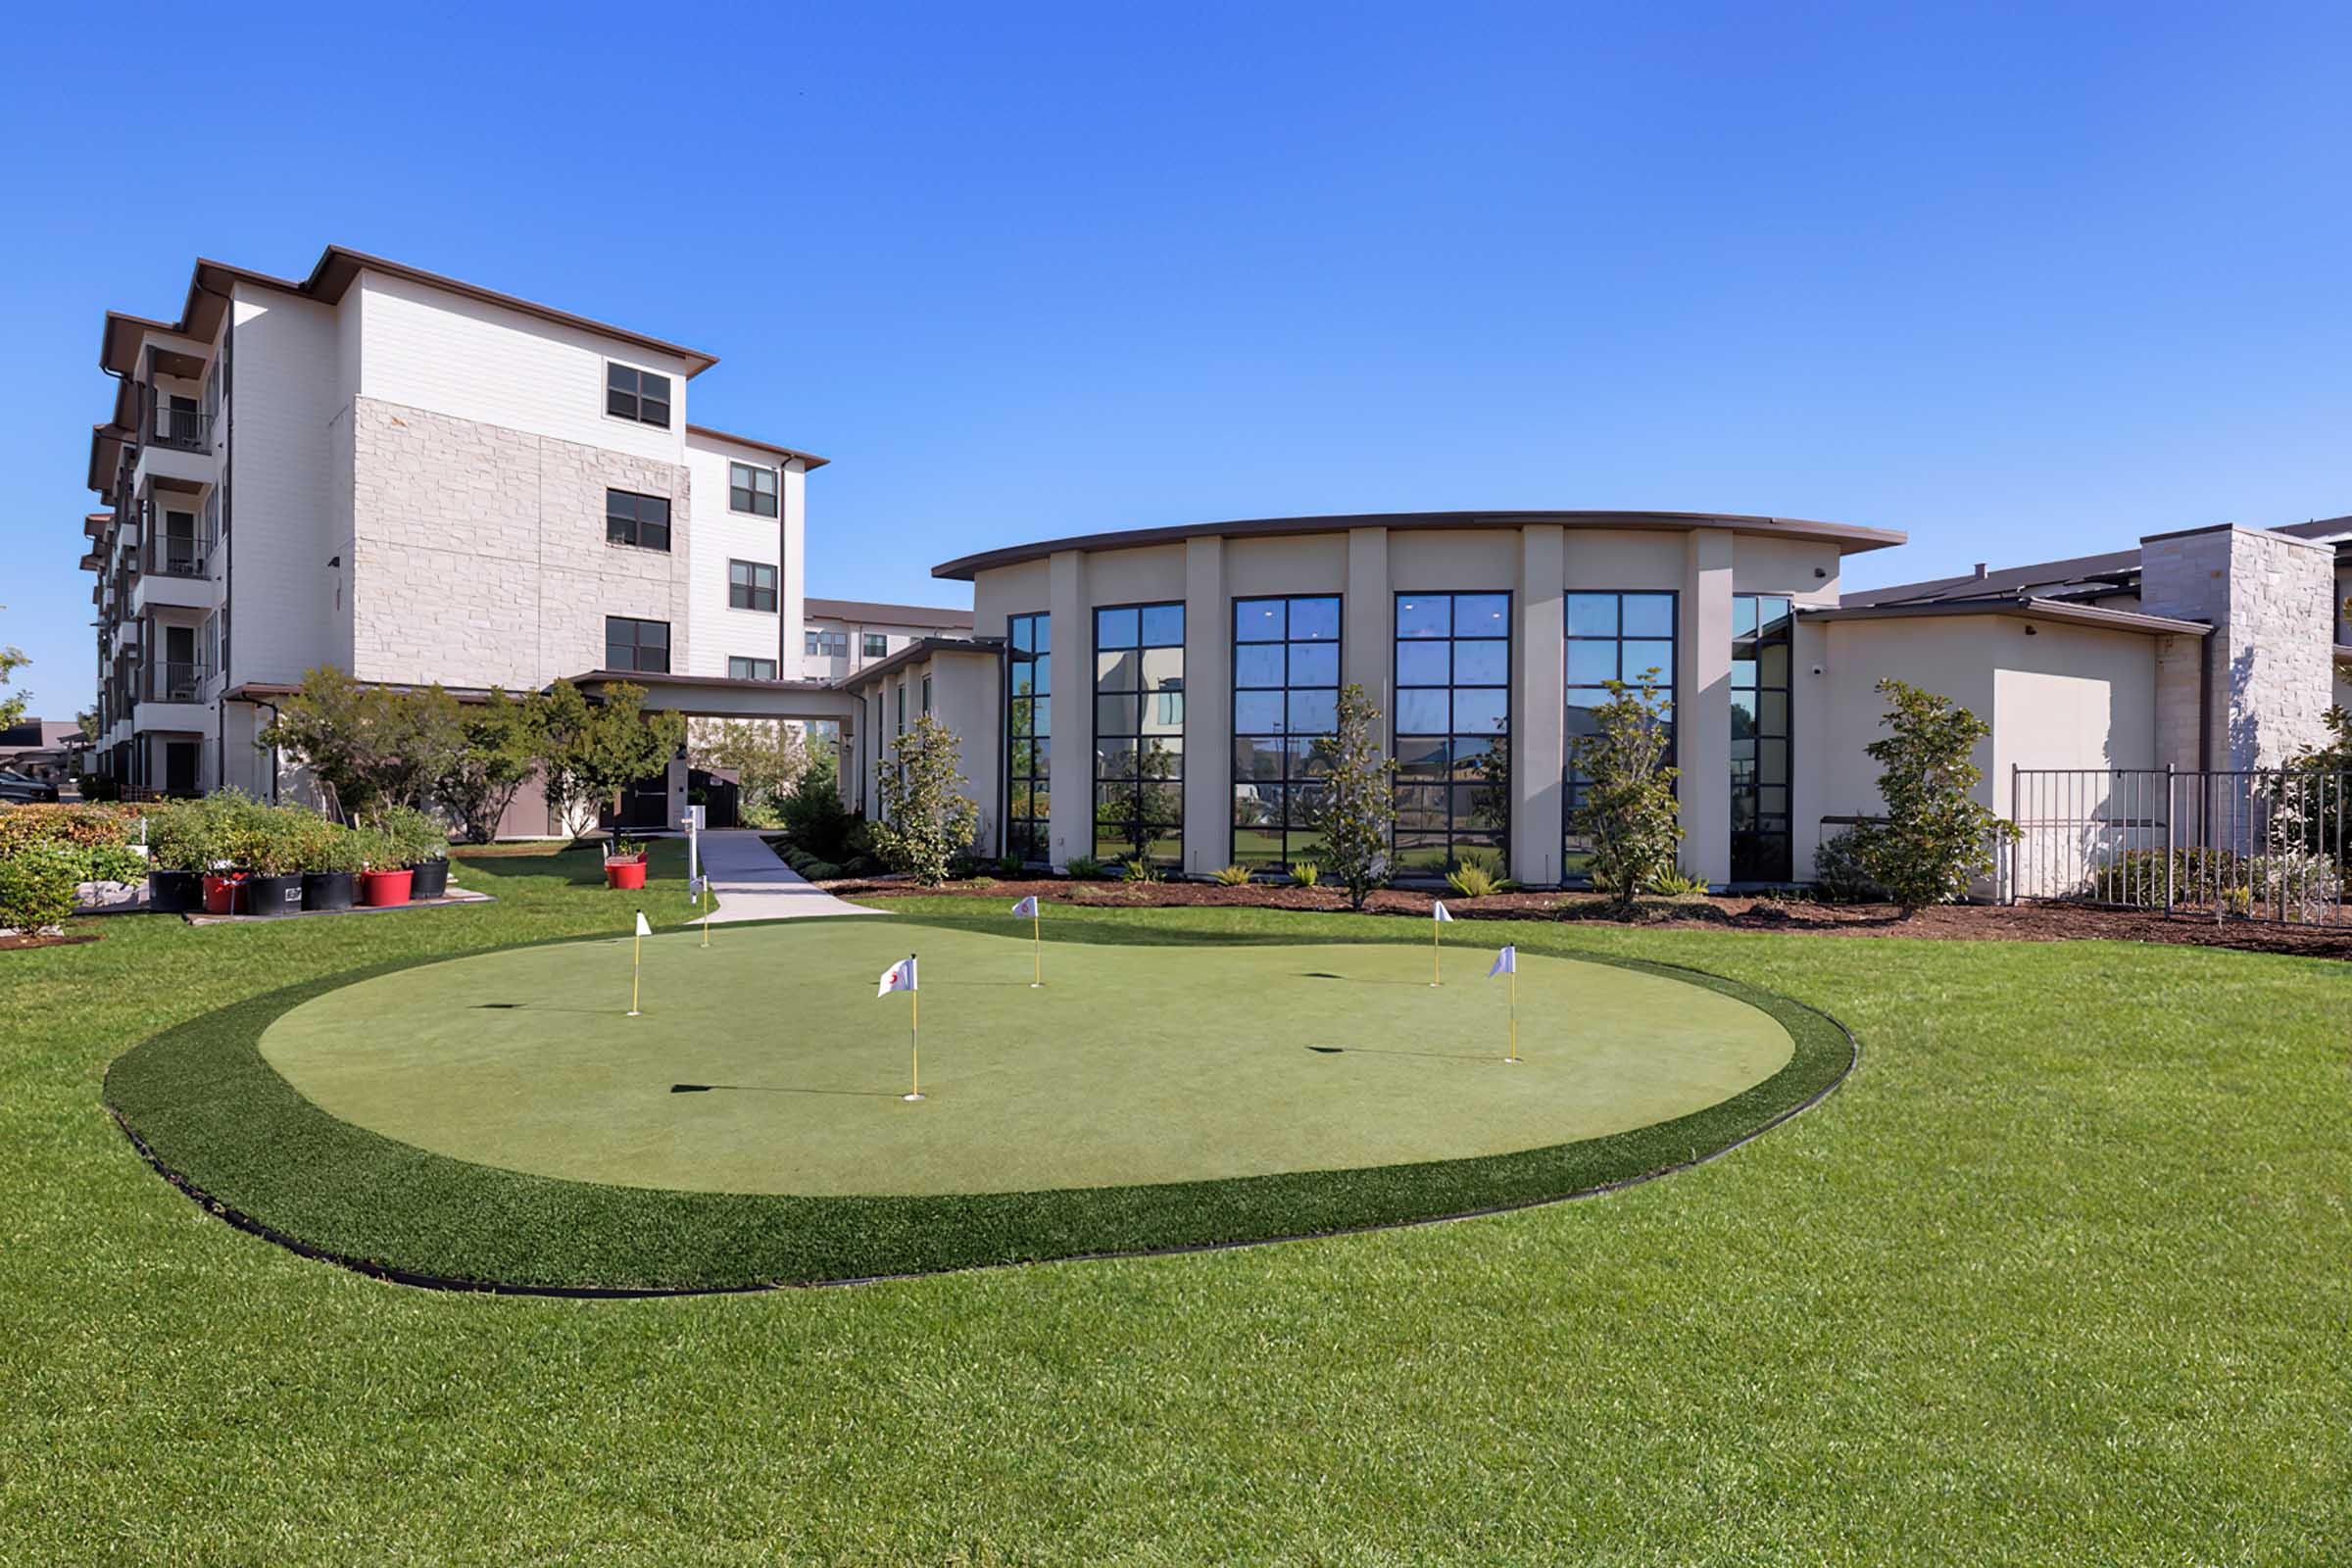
[800,598,974,682]
[81,247,871,800]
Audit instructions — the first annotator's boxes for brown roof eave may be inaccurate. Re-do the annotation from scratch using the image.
[685,423,829,469]
[1802,596,2212,638]
[932,510,1907,581]
[834,636,1005,689]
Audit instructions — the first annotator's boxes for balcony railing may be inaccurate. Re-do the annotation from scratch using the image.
[145,393,213,455]
[147,661,204,703]
[144,533,212,579]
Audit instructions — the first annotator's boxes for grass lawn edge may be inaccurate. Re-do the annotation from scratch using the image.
[101,911,1860,1295]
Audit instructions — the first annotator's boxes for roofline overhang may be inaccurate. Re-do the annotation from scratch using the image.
[1802,596,2213,637]
[834,636,1004,688]
[931,510,1907,581]
[684,422,829,470]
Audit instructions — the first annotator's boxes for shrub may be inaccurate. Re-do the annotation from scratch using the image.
[1288,861,1320,887]
[1571,672,1681,918]
[869,715,983,887]
[1064,856,1107,880]
[0,841,83,933]
[379,804,452,865]
[1859,679,2014,915]
[1812,828,1885,903]
[1647,869,1713,899]
[799,858,842,881]
[1444,854,1513,898]
[81,842,149,886]
[1210,864,1254,887]
[0,804,138,853]
[1119,857,1164,884]
[994,854,1025,877]
[1302,683,1397,910]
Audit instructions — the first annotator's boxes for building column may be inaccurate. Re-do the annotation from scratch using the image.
[1344,527,1392,713]
[1680,528,1735,886]
[1181,535,1228,875]
[1046,550,1091,869]
[779,462,808,681]
[1513,525,1566,887]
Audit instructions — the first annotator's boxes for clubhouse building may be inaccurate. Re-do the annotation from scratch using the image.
[77,247,2352,887]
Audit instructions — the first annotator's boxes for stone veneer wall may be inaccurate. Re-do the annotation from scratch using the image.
[2139,525,2332,768]
[347,398,693,689]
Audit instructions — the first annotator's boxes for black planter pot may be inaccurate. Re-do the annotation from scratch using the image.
[245,872,306,918]
[302,869,356,912]
[408,858,450,900]
[147,868,203,914]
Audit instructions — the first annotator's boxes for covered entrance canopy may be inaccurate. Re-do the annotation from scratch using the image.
[564,669,862,831]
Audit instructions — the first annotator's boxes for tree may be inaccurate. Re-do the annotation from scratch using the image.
[870,712,980,885]
[1303,682,1396,909]
[687,717,809,821]
[539,679,686,837]
[0,642,28,733]
[1858,678,2014,915]
[257,666,464,826]
[440,688,547,844]
[1571,671,1683,916]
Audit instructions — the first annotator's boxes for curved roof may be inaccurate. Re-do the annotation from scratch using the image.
[932,509,1905,580]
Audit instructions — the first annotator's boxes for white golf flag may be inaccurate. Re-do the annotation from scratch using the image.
[1010,895,1040,919]
[634,910,652,938]
[1432,901,1454,923]
[876,956,918,998]
[1488,944,1516,978]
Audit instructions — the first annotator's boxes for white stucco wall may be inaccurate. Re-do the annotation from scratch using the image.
[226,285,347,688]
[682,430,795,679]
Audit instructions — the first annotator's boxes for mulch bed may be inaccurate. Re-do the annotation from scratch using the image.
[0,931,101,952]
[816,874,2352,961]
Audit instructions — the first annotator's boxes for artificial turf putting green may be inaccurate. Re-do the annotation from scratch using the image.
[257,923,1792,1196]
[104,913,1853,1290]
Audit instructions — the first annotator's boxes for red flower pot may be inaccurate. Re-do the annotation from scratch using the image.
[360,868,415,907]
[201,871,247,915]
[605,857,648,891]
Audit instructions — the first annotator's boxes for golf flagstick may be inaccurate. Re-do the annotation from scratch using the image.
[1488,943,1518,1061]
[877,954,921,1100]
[1012,895,1043,986]
[628,909,651,1016]
[1431,899,1453,986]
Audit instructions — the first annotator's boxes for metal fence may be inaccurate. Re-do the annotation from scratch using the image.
[2009,765,2352,926]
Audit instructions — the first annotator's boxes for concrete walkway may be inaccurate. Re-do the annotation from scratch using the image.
[693,829,884,923]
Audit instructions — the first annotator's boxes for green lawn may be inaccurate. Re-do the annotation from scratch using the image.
[2,847,2345,1563]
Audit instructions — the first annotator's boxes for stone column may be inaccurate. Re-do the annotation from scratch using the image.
[1182,535,1228,875]
[1680,528,1735,886]
[2139,524,2333,768]
[1046,549,1091,869]
[1513,524,1566,886]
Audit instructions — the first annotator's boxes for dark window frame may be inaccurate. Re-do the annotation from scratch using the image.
[1004,612,1052,865]
[727,656,778,681]
[1562,590,1679,887]
[805,628,849,659]
[861,632,890,660]
[728,559,778,612]
[1229,593,1343,871]
[1731,594,1794,882]
[1092,600,1185,868]
[606,488,672,552]
[604,614,671,674]
[605,363,672,428]
[1391,590,1512,876]
[729,461,779,517]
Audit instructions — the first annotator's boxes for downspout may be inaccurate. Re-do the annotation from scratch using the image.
[255,698,282,803]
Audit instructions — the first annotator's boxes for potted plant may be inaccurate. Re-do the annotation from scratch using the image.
[199,799,248,916]
[605,833,649,891]
[358,828,414,907]
[143,801,208,914]
[299,815,364,913]
[239,808,309,918]
[383,805,454,900]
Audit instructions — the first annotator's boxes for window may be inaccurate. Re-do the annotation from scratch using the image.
[606,489,671,551]
[1231,594,1341,870]
[605,615,670,673]
[896,683,906,735]
[1732,595,1793,882]
[921,675,932,714]
[806,628,849,659]
[862,632,890,660]
[728,657,777,680]
[728,462,779,516]
[1094,602,1184,866]
[728,560,778,612]
[1563,592,1677,884]
[606,364,671,427]
[1005,612,1052,863]
[1393,591,1510,874]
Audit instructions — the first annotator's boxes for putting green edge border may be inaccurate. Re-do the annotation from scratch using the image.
[102,913,1859,1296]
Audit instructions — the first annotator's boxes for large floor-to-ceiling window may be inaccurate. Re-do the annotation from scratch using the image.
[1005,612,1051,863]
[1094,603,1185,865]
[1393,591,1510,874]
[1731,593,1793,881]
[1231,594,1342,870]
[1563,591,1677,883]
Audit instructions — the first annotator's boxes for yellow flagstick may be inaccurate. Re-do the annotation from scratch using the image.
[903,953,923,1102]
[1031,908,1043,988]
[1505,965,1519,1063]
[628,917,643,1017]
[699,877,710,948]
[1432,916,1443,987]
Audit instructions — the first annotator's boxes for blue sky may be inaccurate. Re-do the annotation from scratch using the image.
[5,2,2349,717]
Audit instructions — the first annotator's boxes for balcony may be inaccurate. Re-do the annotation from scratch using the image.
[130,534,220,614]
[134,660,211,733]
[146,660,205,704]
[145,393,212,456]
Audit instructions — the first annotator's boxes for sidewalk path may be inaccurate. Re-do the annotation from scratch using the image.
[694,830,885,923]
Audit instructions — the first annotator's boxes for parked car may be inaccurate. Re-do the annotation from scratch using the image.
[0,770,62,804]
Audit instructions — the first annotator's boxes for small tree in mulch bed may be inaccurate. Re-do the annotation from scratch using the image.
[1860,678,2014,916]
[871,713,981,888]
[1571,671,1683,918]
[1303,682,1396,911]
